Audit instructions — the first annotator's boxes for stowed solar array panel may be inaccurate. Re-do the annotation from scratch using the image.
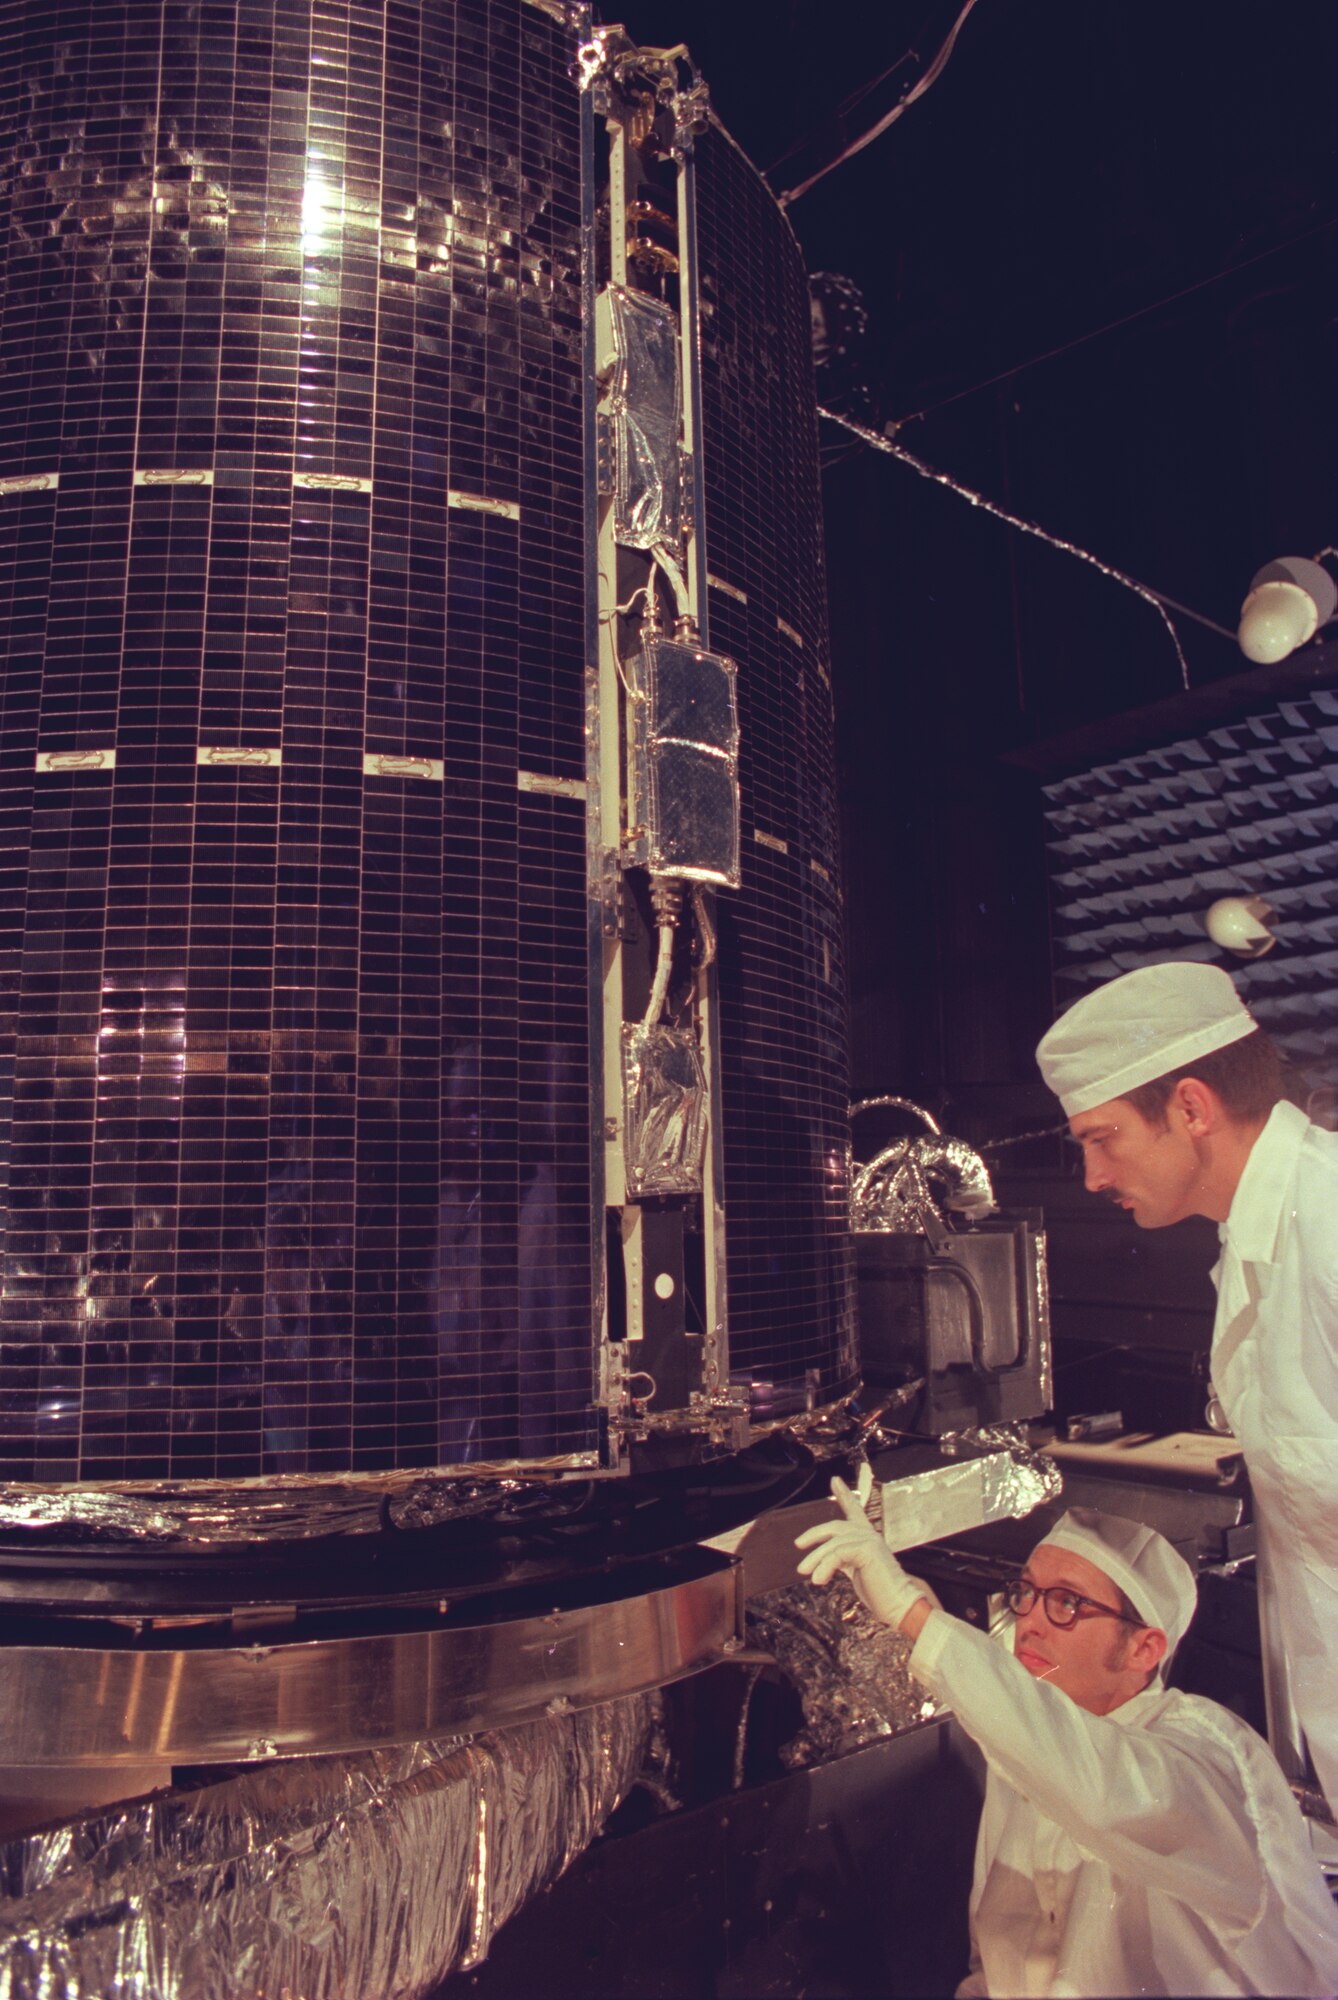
[1045,684,1338,1101]
[693,127,858,1405]
[0,0,596,1479]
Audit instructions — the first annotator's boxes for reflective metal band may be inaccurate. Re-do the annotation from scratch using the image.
[197,746,282,767]
[0,1556,740,1765]
[292,471,373,493]
[518,768,587,799]
[133,468,214,486]
[447,488,520,520]
[0,470,58,495]
[364,753,444,781]
[35,749,115,774]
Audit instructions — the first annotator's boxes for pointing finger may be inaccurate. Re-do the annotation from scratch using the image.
[830,1474,868,1524]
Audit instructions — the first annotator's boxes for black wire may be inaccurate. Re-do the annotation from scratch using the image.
[765,42,920,175]
[891,212,1338,431]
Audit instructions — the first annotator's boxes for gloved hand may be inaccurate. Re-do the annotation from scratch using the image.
[795,1474,939,1630]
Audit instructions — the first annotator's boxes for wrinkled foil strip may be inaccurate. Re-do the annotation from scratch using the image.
[879,1434,1061,1552]
[0,1466,605,1546]
[880,1440,1056,1544]
[938,1420,1056,1465]
[0,1695,652,2000]
[746,1582,942,1770]
[604,286,682,550]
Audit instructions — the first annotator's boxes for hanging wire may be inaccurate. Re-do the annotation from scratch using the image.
[818,405,1194,690]
[977,1119,1070,1152]
[778,0,984,207]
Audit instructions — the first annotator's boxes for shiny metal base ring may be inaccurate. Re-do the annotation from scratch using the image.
[0,1551,741,1767]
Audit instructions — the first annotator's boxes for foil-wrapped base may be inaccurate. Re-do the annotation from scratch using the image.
[0,1697,652,2000]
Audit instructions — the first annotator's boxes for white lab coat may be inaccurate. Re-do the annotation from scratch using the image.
[908,1608,1338,1998]
[1210,1099,1338,1808]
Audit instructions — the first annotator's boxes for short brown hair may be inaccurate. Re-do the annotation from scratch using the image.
[1123,1028,1290,1127]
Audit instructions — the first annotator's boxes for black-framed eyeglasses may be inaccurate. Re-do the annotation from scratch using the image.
[1002,1578,1144,1632]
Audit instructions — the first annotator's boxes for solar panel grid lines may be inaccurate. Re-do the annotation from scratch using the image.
[693,121,857,1399]
[0,2,856,1485]
[0,0,595,1479]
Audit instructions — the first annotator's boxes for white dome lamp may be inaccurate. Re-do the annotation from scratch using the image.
[1237,556,1338,664]
[1204,894,1277,959]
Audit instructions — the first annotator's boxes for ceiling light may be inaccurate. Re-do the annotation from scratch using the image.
[1237,557,1337,664]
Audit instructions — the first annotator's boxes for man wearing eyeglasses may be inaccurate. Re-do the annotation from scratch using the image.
[797,1492,1338,1998]
[1035,959,1338,1816]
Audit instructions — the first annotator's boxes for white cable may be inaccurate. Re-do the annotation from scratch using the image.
[651,545,692,620]
[691,882,716,968]
[641,922,675,1030]
[819,404,1192,691]
[600,585,650,695]
[779,0,984,207]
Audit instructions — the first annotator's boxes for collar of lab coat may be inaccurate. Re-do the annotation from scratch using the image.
[1109,1682,1168,1725]
[1218,1099,1309,1270]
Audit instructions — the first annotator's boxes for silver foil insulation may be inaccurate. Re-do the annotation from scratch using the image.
[746,1587,943,1767]
[625,637,742,890]
[622,1023,710,1197]
[879,1428,1062,1549]
[851,1133,997,1235]
[0,1471,540,1546]
[598,285,683,551]
[0,1696,652,2000]
[737,1430,1060,1768]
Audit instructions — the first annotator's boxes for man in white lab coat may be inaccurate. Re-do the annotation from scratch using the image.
[797,1492,1338,1998]
[1035,959,1338,1810]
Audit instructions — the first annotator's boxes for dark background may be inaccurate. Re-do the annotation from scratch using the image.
[615,0,1338,1122]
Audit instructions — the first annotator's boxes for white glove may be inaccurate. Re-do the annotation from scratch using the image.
[795,1474,938,1629]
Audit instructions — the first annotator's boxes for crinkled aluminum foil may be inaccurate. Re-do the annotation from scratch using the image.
[746,1582,941,1770]
[622,1022,709,1196]
[603,285,682,550]
[939,1421,1061,1476]
[625,638,742,889]
[851,1134,997,1234]
[0,1695,652,2000]
[0,1467,601,1547]
[879,1433,1061,1551]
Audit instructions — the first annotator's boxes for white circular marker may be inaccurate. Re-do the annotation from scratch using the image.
[653,1272,675,1301]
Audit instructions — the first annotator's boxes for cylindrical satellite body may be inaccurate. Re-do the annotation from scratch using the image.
[0,0,854,1512]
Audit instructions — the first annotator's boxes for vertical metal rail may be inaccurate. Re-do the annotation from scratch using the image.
[577,16,620,1462]
[592,107,633,1445]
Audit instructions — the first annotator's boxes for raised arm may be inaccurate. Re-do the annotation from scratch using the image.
[909,1611,1263,1932]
